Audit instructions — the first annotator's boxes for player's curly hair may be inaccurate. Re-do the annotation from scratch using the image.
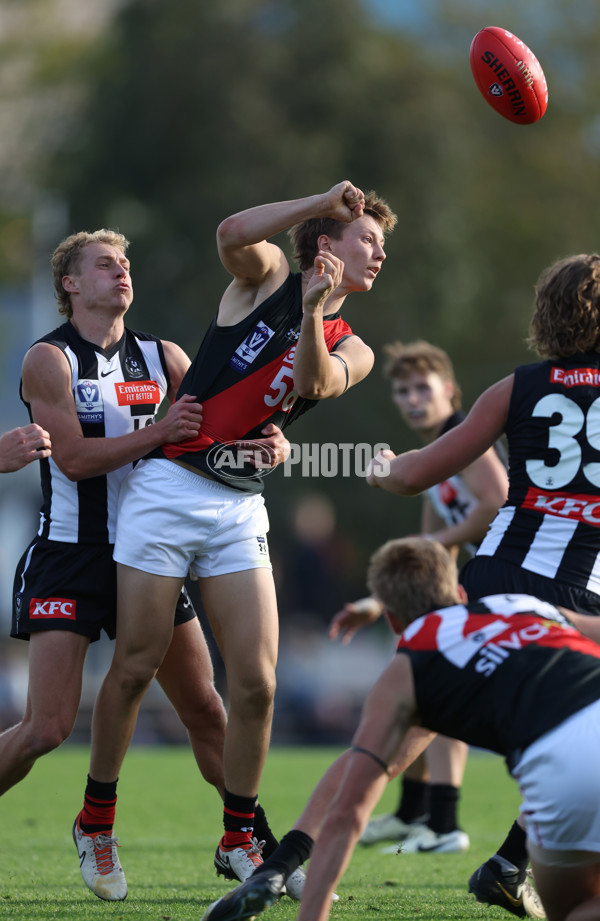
[51,229,130,318]
[367,537,458,625]
[288,191,397,272]
[382,340,462,410]
[528,253,600,358]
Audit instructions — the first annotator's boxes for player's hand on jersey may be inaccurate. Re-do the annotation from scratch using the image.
[366,448,396,487]
[236,423,291,470]
[322,181,365,222]
[303,251,344,316]
[160,393,203,442]
[0,423,51,472]
[329,597,384,645]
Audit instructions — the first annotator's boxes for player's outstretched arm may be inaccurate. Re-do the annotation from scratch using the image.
[367,376,513,495]
[0,423,51,472]
[296,655,420,921]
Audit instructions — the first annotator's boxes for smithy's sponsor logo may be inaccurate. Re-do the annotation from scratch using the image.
[229,322,275,373]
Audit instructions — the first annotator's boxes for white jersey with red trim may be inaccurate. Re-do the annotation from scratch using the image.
[476,354,600,594]
[22,322,169,544]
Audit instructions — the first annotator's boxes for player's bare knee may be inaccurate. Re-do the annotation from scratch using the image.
[22,715,73,758]
[109,656,158,699]
[178,687,227,737]
[231,673,276,719]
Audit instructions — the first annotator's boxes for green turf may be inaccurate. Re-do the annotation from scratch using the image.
[0,745,521,920]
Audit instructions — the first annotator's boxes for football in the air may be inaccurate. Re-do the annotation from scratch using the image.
[469,27,548,124]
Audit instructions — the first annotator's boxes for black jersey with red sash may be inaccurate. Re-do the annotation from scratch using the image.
[154,273,352,491]
[397,593,600,765]
[477,353,600,595]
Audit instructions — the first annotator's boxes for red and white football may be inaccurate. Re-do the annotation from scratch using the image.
[470,27,548,124]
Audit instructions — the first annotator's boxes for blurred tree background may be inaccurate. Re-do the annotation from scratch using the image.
[3,0,600,593]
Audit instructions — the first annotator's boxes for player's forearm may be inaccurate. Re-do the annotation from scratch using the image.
[429,505,498,549]
[217,193,327,249]
[367,450,427,495]
[296,819,360,921]
[293,313,338,400]
[56,421,173,481]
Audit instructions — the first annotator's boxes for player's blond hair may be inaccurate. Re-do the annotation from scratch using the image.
[51,229,130,318]
[528,253,600,358]
[288,190,397,272]
[382,340,462,410]
[367,537,459,623]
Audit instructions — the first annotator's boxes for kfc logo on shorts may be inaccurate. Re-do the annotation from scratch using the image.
[30,597,76,620]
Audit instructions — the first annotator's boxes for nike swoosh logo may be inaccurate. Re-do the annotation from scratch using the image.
[79,851,86,867]
[100,368,117,377]
[496,882,523,909]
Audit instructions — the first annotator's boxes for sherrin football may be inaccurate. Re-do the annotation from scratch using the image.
[470,27,548,124]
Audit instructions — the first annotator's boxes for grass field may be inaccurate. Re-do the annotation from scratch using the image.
[0,744,522,921]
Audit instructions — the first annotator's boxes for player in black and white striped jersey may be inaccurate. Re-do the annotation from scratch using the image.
[367,252,600,917]
[2,229,288,902]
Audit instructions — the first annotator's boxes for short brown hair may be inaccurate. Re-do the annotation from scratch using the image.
[288,190,397,272]
[367,537,459,623]
[51,229,130,318]
[528,253,600,358]
[382,340,462,410]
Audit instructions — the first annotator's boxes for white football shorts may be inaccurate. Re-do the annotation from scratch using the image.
[114,458,272,579]
[512,698,600,865]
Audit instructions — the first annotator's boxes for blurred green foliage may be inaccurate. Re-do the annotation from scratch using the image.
[5,0,600,578]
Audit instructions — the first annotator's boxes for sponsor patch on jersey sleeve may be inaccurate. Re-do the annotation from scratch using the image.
[75,379,104,423]
[229,321,275,373]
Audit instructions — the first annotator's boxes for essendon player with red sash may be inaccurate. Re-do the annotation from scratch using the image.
[367,253,600,916]
[200,537,600,921]
[89,182,397,892]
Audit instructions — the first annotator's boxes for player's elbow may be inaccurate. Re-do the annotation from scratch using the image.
[295,379,329,400]
[60,457,90,482]
[216,214,246,250]
[400,467,428,494]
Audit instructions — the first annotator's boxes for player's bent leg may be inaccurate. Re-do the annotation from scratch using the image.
[529,852,600,921]
[89,565,184,782]
[157,616,227,796]
[0,631,88,795]
[427,735,468,786]
[76,568,183,900]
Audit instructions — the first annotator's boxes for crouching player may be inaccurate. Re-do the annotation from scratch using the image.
[202,537,600,921]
